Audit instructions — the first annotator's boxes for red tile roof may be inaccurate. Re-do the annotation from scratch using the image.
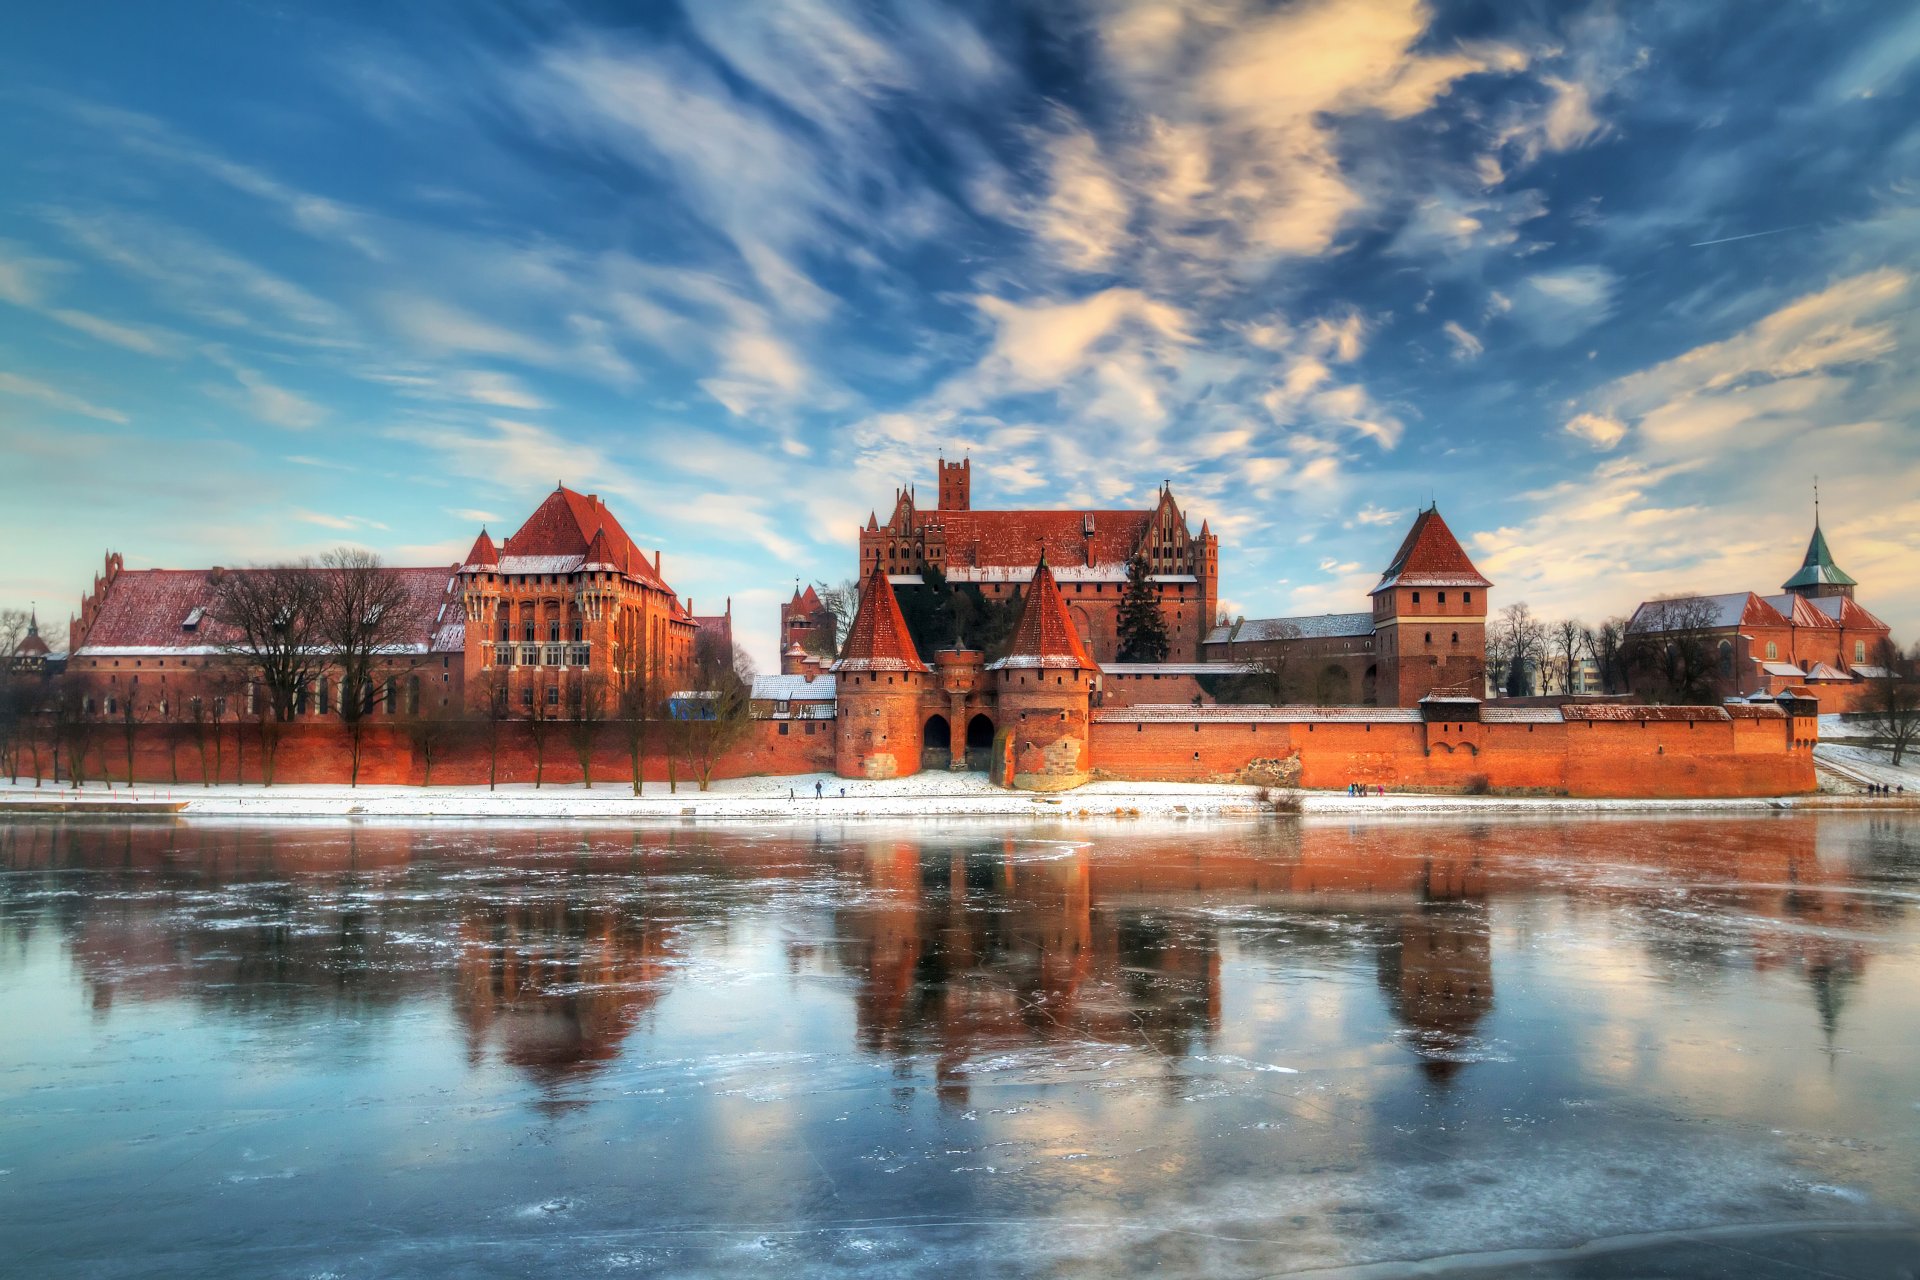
[500,487,670,591]
[73,566,464,655]
[931,510,1153,569]
[462,530,498,569]
[837,560,928,673]
[1372,507,1490,593]
[994,557,1098,670]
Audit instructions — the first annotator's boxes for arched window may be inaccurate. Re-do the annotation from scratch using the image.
[1855,640,1866,662]
[407,676,421,715]
[1718,640,1734,679]
[1766,641,1778,660]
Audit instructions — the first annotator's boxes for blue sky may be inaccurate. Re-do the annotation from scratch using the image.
[2,0,1917,668]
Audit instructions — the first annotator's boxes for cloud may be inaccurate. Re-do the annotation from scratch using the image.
[1442,321,1484,361]
[46,308,181,356]
[1565,412,1627,451]
[1506,266,1617,345]
[204,350,326,430]
[295,509,389,531]
[448,369,547,410]
[0,371,128,423]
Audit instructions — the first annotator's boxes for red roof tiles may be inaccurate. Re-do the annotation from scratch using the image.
[931,510,1152,569]
[995,557,1098,670]
[837,560,928,673]
[73,566,464,655]
[499,487,670,591]
[1372,507,1490,593]
[462,530,498,569]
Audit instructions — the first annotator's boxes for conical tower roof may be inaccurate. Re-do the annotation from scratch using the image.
[991,556,1098,671]
[1783,520,1857,591]
[836,560,928,673]
[1372,505,1490,593]
[462,529,499,569]
[16,609,49,658]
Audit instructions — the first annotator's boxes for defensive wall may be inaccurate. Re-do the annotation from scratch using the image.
[13,698,1818,800]
[1089,702,1817,799]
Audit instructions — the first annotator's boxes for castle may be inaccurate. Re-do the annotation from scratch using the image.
[33,453,1832,799]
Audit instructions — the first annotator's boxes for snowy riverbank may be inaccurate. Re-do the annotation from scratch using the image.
[0,773,1904,821]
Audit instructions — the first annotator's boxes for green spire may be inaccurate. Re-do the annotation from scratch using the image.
[1782,519,1856,590]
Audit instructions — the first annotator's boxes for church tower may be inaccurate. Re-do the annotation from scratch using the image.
[937,455,971,511]
[1370,506,1492,705]
[1782,518,1858,601]
[834,559,930,779]
[987,554,1098,790]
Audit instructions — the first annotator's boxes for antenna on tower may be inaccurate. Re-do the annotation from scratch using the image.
[1814,475,1821,526]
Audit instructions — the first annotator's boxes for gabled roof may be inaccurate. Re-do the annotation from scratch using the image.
[1782,521,1857,590]
[1804,662,1852,681]
[1761,593,1840,629]
[836,560,928,673]
[1206,612,1375,644]
[990,556,1098,671]
[1805,594,1887,631]
[462,529,498,569]
[72,566,465,656]
[789,584,822,611]
[497,487,670,591]
[1629,592,1788,633]
[1371,506,1490,594]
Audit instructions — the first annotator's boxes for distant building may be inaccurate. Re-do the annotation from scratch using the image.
[1626,517,1893,711]
[1202,505,1491,706]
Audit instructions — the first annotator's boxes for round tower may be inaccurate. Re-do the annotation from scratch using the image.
[988,555,1098,791]
[834,560,931,779]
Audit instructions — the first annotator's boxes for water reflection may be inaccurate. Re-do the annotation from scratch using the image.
[6,815,1920,1275]
[4,815,1912,1095]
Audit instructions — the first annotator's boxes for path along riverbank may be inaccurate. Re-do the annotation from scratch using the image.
[2,773,1913,821]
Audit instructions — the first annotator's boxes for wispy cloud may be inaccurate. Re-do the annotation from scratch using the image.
[0,371,128,423]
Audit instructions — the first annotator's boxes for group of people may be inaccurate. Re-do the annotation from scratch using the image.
[1346,782,1385,797]
[1863,782,1905,796]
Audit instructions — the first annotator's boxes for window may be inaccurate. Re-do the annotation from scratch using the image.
[1424,632,1431,645]
[1767,641,1778,660]
[106,697,118,716]
[1451,631,1459,645]
[546,685,559,706]
[569,645,589,666]
[522,618,535,642]
[521,645,540,667]
[548,619,561,643]
[1438,591,1446,603]
[318,680,331,716]
[407,676,420,715]
[521,686,534,708]
[1855,640,1867,662]
[1463,592,1472,604]
[778,722,790,736]
[571,618,583,643]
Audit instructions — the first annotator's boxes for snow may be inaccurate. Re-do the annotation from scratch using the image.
[0,774,1851,821]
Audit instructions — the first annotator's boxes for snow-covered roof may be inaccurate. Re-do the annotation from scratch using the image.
[1103,662,1259,676]
[1481,706,1564,723]
[751,674,837,701]
[941,563,1130,584]
[1206,612,1375,644]
[1850,664,1892,679]
[1761,662,1807,677]
[1805,662,1852,681]
[496,554,585,576]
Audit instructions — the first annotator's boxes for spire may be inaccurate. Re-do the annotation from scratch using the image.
[995,558,1097,671]
[1783,519,1858,592]
[462,528,499,569]
[836,559,928,673]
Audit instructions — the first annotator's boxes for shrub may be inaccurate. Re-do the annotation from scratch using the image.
[1463,774,1492,796]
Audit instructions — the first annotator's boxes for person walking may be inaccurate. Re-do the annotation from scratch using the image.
[815,779,823,799]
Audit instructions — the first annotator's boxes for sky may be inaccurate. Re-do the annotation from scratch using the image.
[2,0,1917,671]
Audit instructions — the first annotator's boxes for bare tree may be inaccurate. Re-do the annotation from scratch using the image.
[0,608,32,782]
[470,668,513,791]
[677,650,755,791]
[316,548,425,787]
[117,682,143,785]
[521,686,557,788]
[565,672,611,789]
[1626,595,1722,704]
[1497,603,1548,697]
[1484,627,1513,699]
[210,565,324,723]
[52,680,97,790]
[1862,637,1919,767]
[1587,618,1628,695]
[1208,620,1303,705]
[614,666,662,796]
[404,702,462,787]
[808,579,859,658]
[1552,617,1585,696]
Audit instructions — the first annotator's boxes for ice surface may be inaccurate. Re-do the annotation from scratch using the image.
[1,812,1918,1276]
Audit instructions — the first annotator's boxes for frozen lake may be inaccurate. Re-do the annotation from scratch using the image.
[3,814,1918,1277]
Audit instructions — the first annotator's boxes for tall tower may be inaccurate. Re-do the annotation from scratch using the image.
[937,456,970,511]
[834,559,931,779]
[987,554,1098,790]
[1370,506,1491,706]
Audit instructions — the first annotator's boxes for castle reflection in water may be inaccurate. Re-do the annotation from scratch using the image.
[1,815,1907,1102]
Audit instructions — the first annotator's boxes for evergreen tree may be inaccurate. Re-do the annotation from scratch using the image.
[1115,554,1170,662]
